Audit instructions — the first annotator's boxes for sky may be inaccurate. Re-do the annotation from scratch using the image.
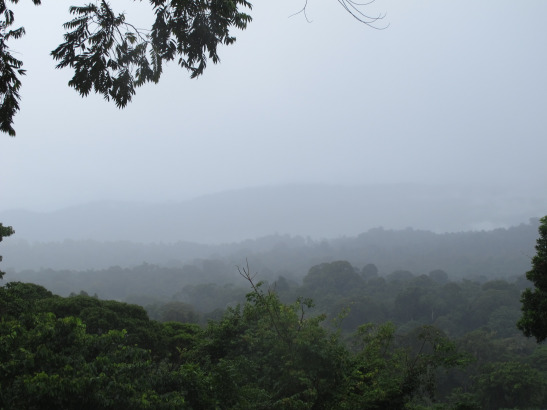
[1,0,546,212]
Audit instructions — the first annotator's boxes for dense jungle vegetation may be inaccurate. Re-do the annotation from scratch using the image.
[1,262,546,408]
[1,218,546,408]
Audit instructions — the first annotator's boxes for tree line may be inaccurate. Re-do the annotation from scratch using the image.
[2,254,547,408]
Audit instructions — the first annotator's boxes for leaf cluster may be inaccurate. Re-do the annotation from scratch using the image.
[0,222,14,279]
[0,0,40,136]
[518,215,547,342]
[0,278,473,409]
[0,0,252,135]
[50,0,252,108]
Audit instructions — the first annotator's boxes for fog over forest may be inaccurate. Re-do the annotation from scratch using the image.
[3,209,540,283]
[1,1,547,408]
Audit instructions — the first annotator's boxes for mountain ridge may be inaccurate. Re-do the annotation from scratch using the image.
[0,183,543,243]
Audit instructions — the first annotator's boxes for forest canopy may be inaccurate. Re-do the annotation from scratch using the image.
[2,266,546,409]
[1,220,546,408]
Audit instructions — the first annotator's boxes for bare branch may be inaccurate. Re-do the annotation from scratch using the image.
[337,0,388,29]
[237,259,294,348]
[289,0,313,23]
[292,0,388,29]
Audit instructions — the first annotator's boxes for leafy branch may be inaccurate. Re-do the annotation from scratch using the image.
[0,222,15,279]
[0,0,41,136]
[236,259,318,354]
[51,0,253,109]
[2,0,384,136]
[237,259,290,346]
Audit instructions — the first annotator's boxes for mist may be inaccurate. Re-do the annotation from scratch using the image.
[0,0,545,228]
[2,4,546,406]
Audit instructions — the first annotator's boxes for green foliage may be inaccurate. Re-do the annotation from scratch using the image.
[475,361,547,409]
[50,0,253,109]
[487,306,521,338]
[1,0,253,135]
[394,285,432,323]
[0,281,201,408]
[344,322,406,408]
[0,223,14,279]
[341,322,470,409]
[38,293,165,351]
[465,282,520,330]
[518,215,547,342]
[0,281,53,318]
[0,1,40,136]
[1,0,384,136]
[2,262,544,409]
[150,300,200,324]
[303,260,364,295]
[198,266,350,408]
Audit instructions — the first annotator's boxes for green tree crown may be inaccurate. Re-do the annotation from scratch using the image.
[517,215,547,342]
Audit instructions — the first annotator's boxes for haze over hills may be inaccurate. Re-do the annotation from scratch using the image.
[1,183,544,244]
[2,217,540,291]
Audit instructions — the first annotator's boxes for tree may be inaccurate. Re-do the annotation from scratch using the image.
[517,215,547,342]
[303,260,364,295]
[361,263,379,280]
[0,0,385,136]
[192,262,352,408]
[0,281,206,409]
[344,323,470,408]
[0,223,14,279]
[0,0,41,136]
[428,269,449,284]
[475,361,546,409]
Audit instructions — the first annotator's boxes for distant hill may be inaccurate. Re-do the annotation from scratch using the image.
[2,220,540,297]
[0,183,543,243]
[0,183,543,278]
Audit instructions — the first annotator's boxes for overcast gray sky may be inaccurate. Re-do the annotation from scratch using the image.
[1,0,546,212]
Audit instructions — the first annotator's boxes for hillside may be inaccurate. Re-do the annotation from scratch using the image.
[1,183,543,244]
